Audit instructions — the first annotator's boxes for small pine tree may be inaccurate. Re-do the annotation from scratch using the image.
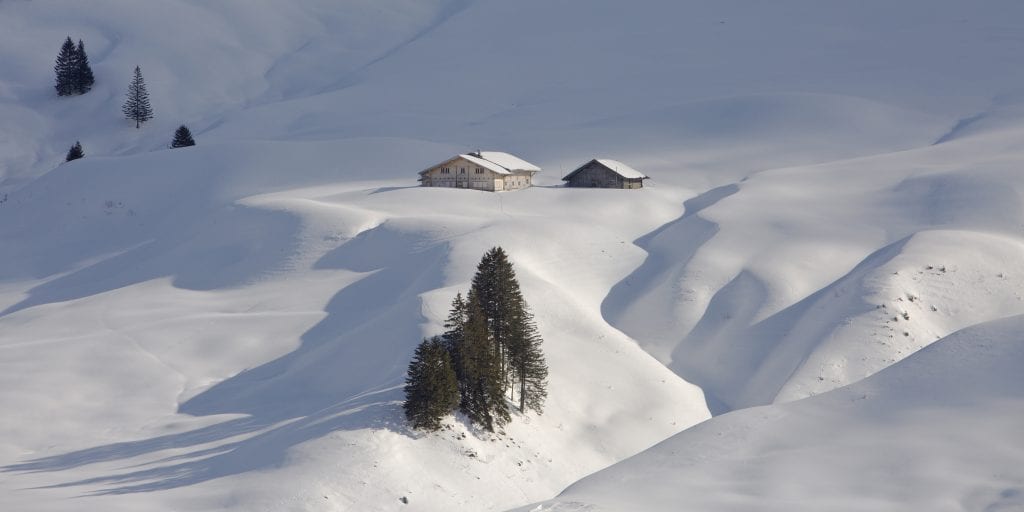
[122,66,153,129]
[170,125,196,148]
[65,141,84,162]
[54,37,77,96]
[403,336,460,431]
[74,40,95,94]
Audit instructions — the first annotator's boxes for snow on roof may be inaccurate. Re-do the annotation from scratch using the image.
[594,159,647,179]
[474,151,541,172]
[419,151,541,176]
[562,159,648,180]
[460,153,511,175]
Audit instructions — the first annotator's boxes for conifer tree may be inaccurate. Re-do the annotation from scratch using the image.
[441,293,468,392]
[170,125,196,148]
[54,37,77,96]
[471,247,517,386]
[403,336,460,431]
[510,307,548,413]
[65,141,84,162]
[458,291,509,432]
[469,246,548,413]
[74,40,95,94]
[122,66,153,128]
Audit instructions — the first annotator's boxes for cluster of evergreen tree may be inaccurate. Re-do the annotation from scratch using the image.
[404,247,548,432]
[54,37,155,128]
[54,37,95,96]
[53,38,196,162]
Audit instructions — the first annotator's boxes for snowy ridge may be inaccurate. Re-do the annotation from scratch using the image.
[520,314,1024,511]
[0,149,709,510]
[2,0,1024,510]
[607,118,1024,411]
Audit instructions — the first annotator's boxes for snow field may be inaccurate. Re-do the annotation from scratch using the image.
[3,0,1024,510]
[521,314,1024,512]
[0,152,709,510]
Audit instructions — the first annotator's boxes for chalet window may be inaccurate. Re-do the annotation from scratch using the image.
[460,167,466,174]
[475,167,483,174]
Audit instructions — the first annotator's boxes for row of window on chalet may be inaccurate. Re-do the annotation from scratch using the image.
[418,151,648,191]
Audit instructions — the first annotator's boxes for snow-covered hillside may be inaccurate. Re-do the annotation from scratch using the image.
[2,1,1024,511]
[520,314,1024,511]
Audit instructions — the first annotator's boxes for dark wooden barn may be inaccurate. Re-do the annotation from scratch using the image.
[562,159,648,188]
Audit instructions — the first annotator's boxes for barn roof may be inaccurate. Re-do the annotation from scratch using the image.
[419,151,541,176]
[562,159,648,180]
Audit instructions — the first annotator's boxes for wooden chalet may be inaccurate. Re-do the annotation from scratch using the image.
[419,151,540,191]
[562,159,648,188]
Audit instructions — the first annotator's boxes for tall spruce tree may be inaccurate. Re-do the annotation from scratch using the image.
[441,293,468,394]
[74,40,95,94]
[469,246,548,412]
[54,37,77,96]
[471,247,518,388]
[65,141,84,162]
[510,307,548,413]
[170,125,196,148]
[403,336,460,431]
[458,290,509,432]
[122,66,153,128]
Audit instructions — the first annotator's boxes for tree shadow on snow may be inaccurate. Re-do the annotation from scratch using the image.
[2,224,450,495]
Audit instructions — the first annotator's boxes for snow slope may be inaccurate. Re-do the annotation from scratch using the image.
[520,314,1024,511]
[2,0,1024,510]
[605,113,1024,411]
[0,144,708,511]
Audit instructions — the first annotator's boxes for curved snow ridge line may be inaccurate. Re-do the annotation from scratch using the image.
[237,193,389,271]
[695,235,915,409]
[671,228,1024,412]
[598,184,739,396]
[932,111,988,145]
[515,313,1024,512]
[602,172,1024,415]
[179,219,454,420]
[346,0,477,85]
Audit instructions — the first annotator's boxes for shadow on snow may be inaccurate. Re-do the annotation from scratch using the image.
[2,223,450,495]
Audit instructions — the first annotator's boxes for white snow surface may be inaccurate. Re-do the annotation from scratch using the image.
[520,314,1024,511]
[1,0,1023,511]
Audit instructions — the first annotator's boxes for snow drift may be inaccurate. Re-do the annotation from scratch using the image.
[2,0,1024,510]
[521,314,1024,511]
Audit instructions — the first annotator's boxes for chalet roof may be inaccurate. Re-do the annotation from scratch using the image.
[461,153,510,174]
[562,159,648,180]
[419,151,541,176]
[474,151,541,173]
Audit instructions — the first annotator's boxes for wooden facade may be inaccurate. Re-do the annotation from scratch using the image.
[562,159,647,189]
[419,152,539,192]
